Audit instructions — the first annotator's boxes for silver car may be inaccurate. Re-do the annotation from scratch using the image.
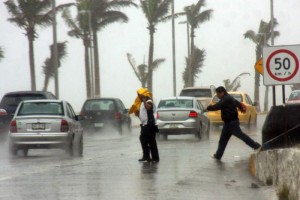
[9,100,83,156]
[156,97,210,140]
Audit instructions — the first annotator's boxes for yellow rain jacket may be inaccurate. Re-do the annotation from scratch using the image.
[129,88,152,115]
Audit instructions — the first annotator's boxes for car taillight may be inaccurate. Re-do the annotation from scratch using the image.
[10,120,17,133]
[61,120,69,132]
[189,111,198,118]
[156,112,160,119]
[0,109,7,116]
[115,112,122,120]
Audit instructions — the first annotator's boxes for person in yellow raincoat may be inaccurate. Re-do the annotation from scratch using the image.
[129,88,159,162]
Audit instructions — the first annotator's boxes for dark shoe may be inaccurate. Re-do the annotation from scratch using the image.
[138,158,150,162]
[254,143,262,151]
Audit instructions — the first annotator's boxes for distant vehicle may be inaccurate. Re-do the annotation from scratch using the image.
[8,100,83,156]
[179,86,215,108]
[207,91,257,129]
[0,91,57,135]
[156,97,210,140]
[286,90,300,104]
[80,98,131,134]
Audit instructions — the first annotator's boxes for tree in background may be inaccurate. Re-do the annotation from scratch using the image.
[127,53,165,88]
[182,47,205,88]
[0,47,4,62]
[223,73,250,91]
[87,0,137,97]
[4,0,73,91]
[140,0,172,92]
[244,19,279,112]
[42,42,67,91]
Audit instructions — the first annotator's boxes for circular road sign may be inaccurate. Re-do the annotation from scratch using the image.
[266,49,299,82]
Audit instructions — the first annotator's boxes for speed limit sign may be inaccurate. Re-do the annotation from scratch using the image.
[263,45,300,85]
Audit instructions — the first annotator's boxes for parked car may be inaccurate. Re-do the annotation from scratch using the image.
[156,97,210,140]
[0,91,57,135]
[207,91,257,129]
[8,100,83,156]
[286,90,300,104]
[80,98,131,134]
[179,86,215,108]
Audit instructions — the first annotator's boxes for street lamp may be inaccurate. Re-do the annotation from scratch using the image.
[79,10,94,98]
[171,0,176,96]
[52,0,59,98]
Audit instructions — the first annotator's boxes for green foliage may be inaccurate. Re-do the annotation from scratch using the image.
[183,47,205,87]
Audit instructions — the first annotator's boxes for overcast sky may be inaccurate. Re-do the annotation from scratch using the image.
[1,0,300,111]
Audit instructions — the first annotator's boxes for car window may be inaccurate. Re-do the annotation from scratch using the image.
[212,94,242,103]
[158,99,193,109]
[196,100,204,111]
[180,89,212,98]
[67,103,76,119]
[246,94,253,105]
[288,91,300,101]
[116,99,125,111]
[18,102,63,116]
[84,100,116,111]
[1,94,47,107]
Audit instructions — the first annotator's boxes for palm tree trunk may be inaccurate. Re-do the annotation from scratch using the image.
[189,27,195,87]
[147,26,155,92]
[254,49,261,112]
[263,86,269,111]
[28,36,36,91]
[42,75,50,92]
[84,39,91,98]
[93,29,100,97]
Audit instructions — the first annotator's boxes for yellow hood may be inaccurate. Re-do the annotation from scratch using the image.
[128,88,152,114]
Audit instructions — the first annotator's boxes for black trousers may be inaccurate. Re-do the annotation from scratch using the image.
[140,125,159,161]
[215,120,261,159]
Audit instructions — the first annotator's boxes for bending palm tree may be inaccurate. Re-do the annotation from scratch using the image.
[140,0,172,92]
[182,47,205,88]
[223,73,250,91]
[88,0,137,97]
[42,42,67,91]
[4,0,73,91]
[244,19,279,111]
[127,53,165,87]
[62,6,93,98]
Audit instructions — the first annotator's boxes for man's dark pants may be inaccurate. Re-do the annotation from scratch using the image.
[140,125,159,161]
[215,120,260,159]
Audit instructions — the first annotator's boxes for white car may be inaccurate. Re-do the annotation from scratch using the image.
[286,90,300,104]
[9,100,83,156]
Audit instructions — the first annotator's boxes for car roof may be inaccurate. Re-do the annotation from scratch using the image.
[159,96,196,100]
[21,99,64,103]
[3,91,54,95]
[181,86,212,90]
[228,91,245,95]
[84,97,121,101]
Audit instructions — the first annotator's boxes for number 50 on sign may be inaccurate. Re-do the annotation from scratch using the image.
[263,45,300,86]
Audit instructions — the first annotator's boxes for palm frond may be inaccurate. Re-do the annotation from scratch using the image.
[97,11,128,30]
[152,58,165,70]
[0,46,4,61]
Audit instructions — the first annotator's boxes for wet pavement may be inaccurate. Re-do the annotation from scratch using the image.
[0,115,277,200]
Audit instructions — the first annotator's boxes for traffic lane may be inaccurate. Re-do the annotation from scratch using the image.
[0,115,276,200]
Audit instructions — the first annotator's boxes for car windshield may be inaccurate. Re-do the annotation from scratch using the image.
[213,94,243,103]
[1,94,47,107]
[84,100,116,111]
[158,99,193,109]
[18,102,63,116]
[288,91,300,101]
[180,89,212,98]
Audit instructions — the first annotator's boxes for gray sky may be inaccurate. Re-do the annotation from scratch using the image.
[1,0,300,111]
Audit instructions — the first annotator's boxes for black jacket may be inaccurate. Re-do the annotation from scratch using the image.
[207,93,243,123]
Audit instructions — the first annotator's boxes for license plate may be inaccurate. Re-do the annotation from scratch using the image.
[170,124,178,128]
[32,123,45,130]
[94,123,104,128]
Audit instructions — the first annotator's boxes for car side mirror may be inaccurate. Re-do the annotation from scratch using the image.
[124,108,129,114]
[76,115,84,121]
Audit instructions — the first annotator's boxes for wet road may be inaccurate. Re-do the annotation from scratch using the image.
[0,115,276,200]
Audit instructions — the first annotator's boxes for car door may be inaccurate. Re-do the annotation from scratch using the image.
[66,103,82,136]
[195,100,209,133]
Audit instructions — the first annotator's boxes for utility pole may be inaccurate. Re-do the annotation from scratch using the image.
[52,0,59,98]
[172,0,177,96]
[270,0,276,106]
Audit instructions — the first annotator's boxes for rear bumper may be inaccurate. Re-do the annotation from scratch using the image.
[157,119,199,135]
[9,132,70,148]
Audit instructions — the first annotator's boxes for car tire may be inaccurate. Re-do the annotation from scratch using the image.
[163,133,168,140]
[66,138,73,156]
[195,129,201,140]
[23,149,28,157]
[76,135,83,157]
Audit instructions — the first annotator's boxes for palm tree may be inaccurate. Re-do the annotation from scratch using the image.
[223,73,250,91]
[0,47,4,62]
[244,19,279,111]
[4,0,73,91]
[182,47,205,88]
[87,0,137,97]
[140,0,172,92]
[127,53,165,87]
[42,42,67,91]
[62,6,92,98]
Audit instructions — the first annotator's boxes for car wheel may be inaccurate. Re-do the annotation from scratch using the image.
[163,133,168,140]
[9,143,18,156]
[66,137,73,156]
[117,125,123,135]
[23,149,28,157]
[195,128,201,140]
[206,123,210,140]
